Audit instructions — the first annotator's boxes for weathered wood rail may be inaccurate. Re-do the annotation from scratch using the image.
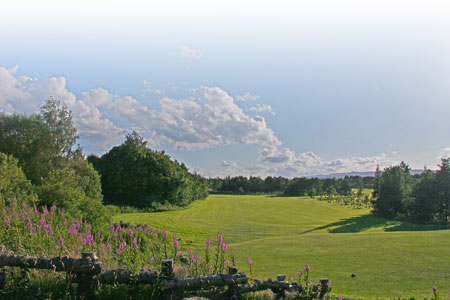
[0,248,330,299]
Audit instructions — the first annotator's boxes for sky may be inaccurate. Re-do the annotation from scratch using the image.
[1,0,450,178]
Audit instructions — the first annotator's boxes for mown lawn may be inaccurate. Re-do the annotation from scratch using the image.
[114,195,450,299]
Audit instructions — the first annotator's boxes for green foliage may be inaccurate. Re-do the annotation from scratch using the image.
[209,175,370,197]
[409,170,437,223]
[372,162,412,218]
[434,158,450,224]
[0,98,77,184]
[0,153,37,206]
[37,162,107,227]
[89,131,208,208]
[0,98,107,226]
[409,159,450,224]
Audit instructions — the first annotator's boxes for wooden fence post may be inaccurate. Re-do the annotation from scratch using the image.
[0,271,5,290]
[226,266,240,299]
[161,259,174,300]
[161,259,174,280]
[272,274,286,299]
[319,278,329,299]
[76,252,99,300]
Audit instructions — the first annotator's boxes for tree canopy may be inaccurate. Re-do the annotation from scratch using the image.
[0,98,106,226]
[89,132,208,208]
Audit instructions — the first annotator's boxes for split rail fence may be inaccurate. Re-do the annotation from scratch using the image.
[0,248,330,299]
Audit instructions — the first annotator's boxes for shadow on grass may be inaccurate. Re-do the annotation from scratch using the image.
[304,214,450,234]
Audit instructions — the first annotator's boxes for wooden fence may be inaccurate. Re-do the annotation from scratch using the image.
[0,249,330,299]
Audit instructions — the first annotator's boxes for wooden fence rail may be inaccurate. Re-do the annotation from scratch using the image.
[0,248,329,299]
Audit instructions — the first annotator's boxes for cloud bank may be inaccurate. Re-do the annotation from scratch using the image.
[0,66,396,177]
[0,66,278,152]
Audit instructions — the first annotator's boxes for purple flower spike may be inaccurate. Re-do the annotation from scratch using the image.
[247,258,252,265]
[27,221,33,231]
[304,264,310,271]
[205,239,210,247]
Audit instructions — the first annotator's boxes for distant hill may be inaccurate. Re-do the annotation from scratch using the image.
[311,169,425,179]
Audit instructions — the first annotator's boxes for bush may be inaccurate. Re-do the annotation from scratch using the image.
[0,152,37,207]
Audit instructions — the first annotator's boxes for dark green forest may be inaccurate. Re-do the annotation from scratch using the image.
[88,132,208,209]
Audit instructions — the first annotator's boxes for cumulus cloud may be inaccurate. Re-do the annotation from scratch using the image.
[0,66,280,152]
[248,146,395,178]
[249,104,275,115]
[235,92,260,102]
[199,145,396,178]
[0,66,124,151]
[169,45,203,60]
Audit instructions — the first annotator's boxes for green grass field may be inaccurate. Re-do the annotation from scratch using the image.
[114,195,450,299]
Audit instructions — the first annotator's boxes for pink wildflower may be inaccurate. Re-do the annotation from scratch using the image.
[304,264,310,271]
[216,233,222,244]
[26,221,33,231]
[247,258,252,265]
[221,242,227,252]
[205,239,210,247]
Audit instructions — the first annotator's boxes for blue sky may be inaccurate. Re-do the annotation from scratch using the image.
[1,0,450,177]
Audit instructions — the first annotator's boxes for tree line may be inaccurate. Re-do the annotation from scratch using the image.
[0,98,208,226]
[208,175,374,196]
[373,161,450,224]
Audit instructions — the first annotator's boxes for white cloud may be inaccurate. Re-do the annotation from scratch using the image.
[249,104,275,115]
[0,66,124,151]
[235,92,260,102]
[199,145,396,178]
[169,45,203,60]
[141,80,165,98]
[0,66,280,152]
[259,146,296,163]
[222,160,237,168]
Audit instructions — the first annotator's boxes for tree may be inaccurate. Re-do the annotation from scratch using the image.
[0,98,78,184]
[337,177,352,196]
[373,162,412,218]
[409,170,437,223]
[37,166,107,227]
[89,132,208,208]
[0,153,37,206]
[434,158,450,224]
[0,98,107,225]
